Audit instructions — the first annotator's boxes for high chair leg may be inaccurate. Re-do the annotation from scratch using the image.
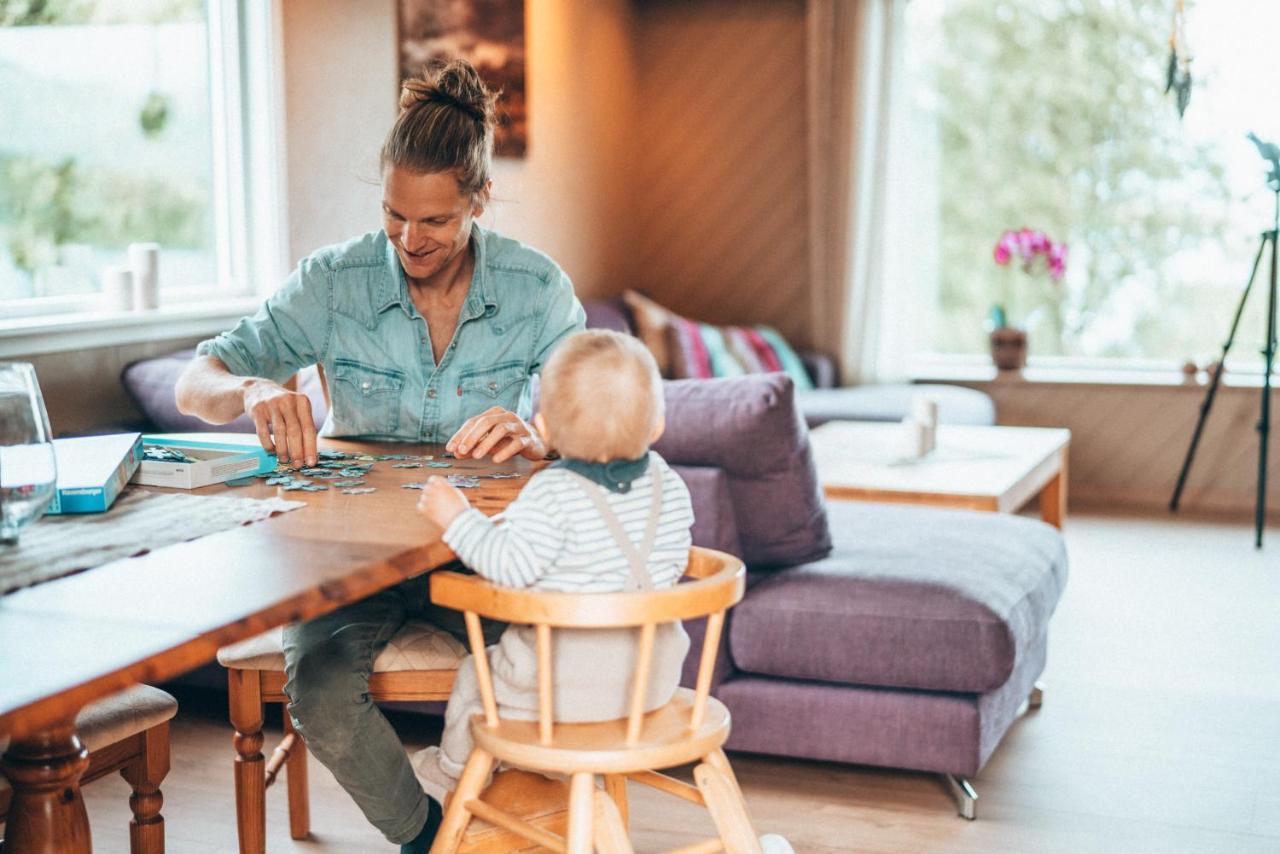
[566,773,596,854]
[430,748,494,854]
[604,774,629,828]
[593,789,634,854]
[706,749,744,799]
[694,760,762,854]
[282,708,310,839]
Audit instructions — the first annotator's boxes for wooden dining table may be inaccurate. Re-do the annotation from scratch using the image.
[0,438,535,853]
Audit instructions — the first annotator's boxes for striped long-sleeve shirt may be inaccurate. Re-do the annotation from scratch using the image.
[443,452,694,592]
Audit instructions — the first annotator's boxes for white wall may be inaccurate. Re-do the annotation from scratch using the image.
[279,0,636,298]
[279,1,398,265]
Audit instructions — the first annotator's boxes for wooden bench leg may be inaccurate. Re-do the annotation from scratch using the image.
[121,721,170,854]
[228,669,266,854]
[282,708,310,839]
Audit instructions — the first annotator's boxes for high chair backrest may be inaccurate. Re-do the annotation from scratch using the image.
[429,546,746,747]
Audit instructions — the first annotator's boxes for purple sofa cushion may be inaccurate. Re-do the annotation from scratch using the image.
[653,374,831,568]
[122,349,328,433]
[670,464,742,558]
[729,501,1067,693]
[582,298,634,335]
[717,631,1047,777]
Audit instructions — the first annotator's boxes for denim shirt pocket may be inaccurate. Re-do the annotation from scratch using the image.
[455,361,528,413]
[331,358,405,436]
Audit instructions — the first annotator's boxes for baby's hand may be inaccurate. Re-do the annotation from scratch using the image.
[417,475,471,531]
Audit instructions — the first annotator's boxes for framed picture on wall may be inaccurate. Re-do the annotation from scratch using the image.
[396,0,527,158]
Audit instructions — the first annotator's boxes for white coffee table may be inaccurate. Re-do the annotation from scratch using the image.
[809,421,1071,528]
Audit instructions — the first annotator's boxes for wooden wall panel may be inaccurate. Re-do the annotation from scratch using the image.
[958,378,1280,520]
[627,0,812,346]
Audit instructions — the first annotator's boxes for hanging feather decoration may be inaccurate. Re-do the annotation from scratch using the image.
[1166,0,1192,117]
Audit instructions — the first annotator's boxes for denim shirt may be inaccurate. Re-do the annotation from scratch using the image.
[196,225,586,442]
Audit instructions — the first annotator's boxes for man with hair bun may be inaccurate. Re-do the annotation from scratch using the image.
[175,57,585,852]
[414,329,695,824]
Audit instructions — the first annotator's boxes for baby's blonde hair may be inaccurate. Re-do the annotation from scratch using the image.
[539,330,664,461]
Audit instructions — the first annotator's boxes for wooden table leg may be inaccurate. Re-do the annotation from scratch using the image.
[0,721,93,853]
[1039,449,1068,529]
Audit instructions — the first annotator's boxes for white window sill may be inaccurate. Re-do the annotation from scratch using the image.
[0,298,262,359]
[912,359,1275,390]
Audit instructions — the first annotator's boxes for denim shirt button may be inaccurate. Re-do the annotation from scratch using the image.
[487,381,498,391]
[427,388,437,399]
[360,381,371,392]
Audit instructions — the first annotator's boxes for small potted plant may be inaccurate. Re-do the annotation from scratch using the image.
[990,227,1067,371]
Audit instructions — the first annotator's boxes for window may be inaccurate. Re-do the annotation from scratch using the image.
[0,0,282,325]
[900,0,1280,372]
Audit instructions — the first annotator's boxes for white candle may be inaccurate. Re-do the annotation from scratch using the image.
[911,394,939,429]
[101,266,134,312]
[899,418,930,459]
[911,394,939,454]
[128,242,160,311]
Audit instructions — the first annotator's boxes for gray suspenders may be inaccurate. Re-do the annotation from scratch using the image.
[574,465,665,592]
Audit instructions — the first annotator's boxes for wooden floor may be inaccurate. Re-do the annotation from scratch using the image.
[68,512,1280,852]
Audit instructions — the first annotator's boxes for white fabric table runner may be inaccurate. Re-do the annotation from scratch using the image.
[0,488,303,596]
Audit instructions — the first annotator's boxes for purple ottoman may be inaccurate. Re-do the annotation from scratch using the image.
[716,501,1067,818]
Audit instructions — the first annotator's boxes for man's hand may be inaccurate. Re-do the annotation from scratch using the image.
[417,475,471,532]
[242,379,318,467]
[446,406,546,462]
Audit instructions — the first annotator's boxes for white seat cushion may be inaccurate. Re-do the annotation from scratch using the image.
[1,684,177,792]
[217,620,467,672]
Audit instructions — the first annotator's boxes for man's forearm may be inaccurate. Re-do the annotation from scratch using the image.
[175,355,256,424]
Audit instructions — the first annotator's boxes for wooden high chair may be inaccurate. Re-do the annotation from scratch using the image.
[219,622,571,853]
[428,546,766,854]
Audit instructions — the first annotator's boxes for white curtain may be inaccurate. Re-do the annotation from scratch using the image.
[807,0,917,384]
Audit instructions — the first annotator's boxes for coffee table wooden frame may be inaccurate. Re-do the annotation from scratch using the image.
[812,422,1071,529]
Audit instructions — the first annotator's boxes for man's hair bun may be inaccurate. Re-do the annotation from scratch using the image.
[398,58,497,128]
[382,57,498,199]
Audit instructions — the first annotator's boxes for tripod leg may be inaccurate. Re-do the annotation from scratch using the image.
[1172,234,1270,511]
[1257,231,1278,548]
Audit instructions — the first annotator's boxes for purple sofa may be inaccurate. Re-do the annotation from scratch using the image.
[120,318,1064,821]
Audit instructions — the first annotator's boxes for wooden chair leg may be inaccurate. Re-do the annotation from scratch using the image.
[228,669,266,854]
[566,773,595,854]
[695,760,762,854]
[282,706,310,839]
[604,774,629,829]
[120,721,170,854]
[430,748,495,854]
[706,747,753,823]
[593,789,634,854]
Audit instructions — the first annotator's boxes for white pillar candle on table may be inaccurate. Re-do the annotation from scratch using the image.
[101,266,134,312]
[911,395,939,453]
[898,417,930,459]
[911,395,939,428]
[128,242,160,310]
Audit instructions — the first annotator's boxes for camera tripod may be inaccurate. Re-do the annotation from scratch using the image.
[1169,170,1278,548]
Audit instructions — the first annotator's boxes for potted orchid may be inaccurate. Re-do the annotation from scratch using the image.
[989,227,1067,370]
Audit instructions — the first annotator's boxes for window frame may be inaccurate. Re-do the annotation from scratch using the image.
[0,0,286,355]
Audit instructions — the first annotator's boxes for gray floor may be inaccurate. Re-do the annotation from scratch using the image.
[75,511,1280,852]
